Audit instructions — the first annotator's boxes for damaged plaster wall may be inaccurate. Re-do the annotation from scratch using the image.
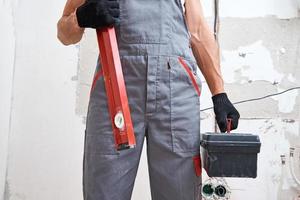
[220,18,300,119]
[200,1,300,199]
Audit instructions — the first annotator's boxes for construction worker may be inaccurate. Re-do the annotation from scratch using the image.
[57,0,240,199]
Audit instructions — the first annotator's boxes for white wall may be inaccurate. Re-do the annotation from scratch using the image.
[0,1,15,198]
[0,0,85,199]
[0,0,299,200]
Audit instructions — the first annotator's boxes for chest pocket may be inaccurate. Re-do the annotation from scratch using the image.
[120,0,172,44]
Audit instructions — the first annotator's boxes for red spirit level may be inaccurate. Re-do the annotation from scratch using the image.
[96,27,136,151]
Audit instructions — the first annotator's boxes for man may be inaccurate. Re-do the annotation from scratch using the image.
[57,0,240,199]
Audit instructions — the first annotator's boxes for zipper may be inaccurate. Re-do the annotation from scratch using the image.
[178,57,201,96]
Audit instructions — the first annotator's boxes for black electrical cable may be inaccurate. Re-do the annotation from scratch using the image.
[213,0,220,131]
[200,86,300,112]
[213,0,219,40]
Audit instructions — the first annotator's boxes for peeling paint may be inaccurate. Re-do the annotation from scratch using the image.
[282,119,296,123]
[220,16,300,119]
[222,41,284,84]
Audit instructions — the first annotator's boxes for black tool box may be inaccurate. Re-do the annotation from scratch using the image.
[200,132,261,178]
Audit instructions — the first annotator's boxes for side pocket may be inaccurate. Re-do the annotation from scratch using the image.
[178,57,201,96]
[169,57,201,154]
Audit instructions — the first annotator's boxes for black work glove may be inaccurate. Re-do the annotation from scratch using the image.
[212,93,240,132]
[76,0,120,29]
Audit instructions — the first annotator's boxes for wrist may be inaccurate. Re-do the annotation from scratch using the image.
[207,79,225,96]
[211,89,225,96]
[212,93,228,104]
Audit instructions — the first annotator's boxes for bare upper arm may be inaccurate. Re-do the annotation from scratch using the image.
[61,0,86,16]
[184,0,206,35]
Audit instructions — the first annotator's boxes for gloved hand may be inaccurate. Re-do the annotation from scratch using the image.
[76,0,120,29]
[212,93,240,132]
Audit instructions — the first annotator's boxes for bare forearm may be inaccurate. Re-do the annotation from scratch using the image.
[185,0,224,96]
[190,25,224,96]
[185,0,240,131]
[57,12,84,45]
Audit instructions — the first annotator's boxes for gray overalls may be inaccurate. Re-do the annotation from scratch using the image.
[83,0,202,199]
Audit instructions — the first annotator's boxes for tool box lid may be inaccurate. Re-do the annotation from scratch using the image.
[200,133,261,153]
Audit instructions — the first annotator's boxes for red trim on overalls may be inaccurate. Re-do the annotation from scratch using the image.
[193,155,202,177]
[90,68,103,94]
[178,57,201,96]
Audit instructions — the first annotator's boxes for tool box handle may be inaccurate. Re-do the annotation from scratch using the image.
[226,118,232,133]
